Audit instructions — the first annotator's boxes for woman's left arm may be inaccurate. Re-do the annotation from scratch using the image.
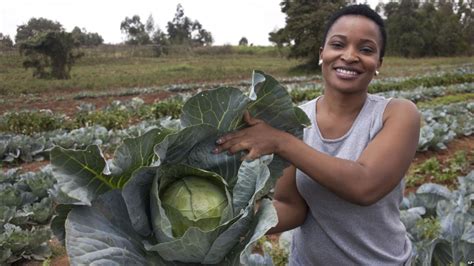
[215,99,420,206]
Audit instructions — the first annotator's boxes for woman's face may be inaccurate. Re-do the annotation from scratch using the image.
[320,15,382,94]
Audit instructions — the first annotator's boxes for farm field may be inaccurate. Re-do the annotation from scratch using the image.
[0,47,473,265]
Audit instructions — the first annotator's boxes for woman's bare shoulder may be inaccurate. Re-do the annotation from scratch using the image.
[383,98,420,124]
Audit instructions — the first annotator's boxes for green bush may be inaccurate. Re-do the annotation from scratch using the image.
[152,97,184,119]
[74,109,131,130]
[0,110,64,135]
[290,89,321,103]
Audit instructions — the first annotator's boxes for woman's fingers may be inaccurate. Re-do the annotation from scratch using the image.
[216,130,245,145]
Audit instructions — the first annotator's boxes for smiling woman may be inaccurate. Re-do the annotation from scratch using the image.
[215,4,420,265]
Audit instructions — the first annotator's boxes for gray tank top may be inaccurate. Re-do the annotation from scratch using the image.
[290,94,412,265]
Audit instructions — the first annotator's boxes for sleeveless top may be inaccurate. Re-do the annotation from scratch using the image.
[290,94,412,266]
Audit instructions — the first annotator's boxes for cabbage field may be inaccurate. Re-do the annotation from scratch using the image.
[0,55,473,265]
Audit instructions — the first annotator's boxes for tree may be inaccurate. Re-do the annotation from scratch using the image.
[455,0,473,54]
[15,17,63,44]
[166,4,213,46]
[120,15,150,45]
[269,0,346,66]
[145,14,155,37]
[0,33,14,48]
[238,37,248,46]
[383,0,467,57]
[71,26,103,46]
[19,31,83,79]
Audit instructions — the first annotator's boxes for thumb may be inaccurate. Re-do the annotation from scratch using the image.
[244,110,261,126]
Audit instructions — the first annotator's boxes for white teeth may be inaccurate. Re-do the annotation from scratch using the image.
[336,68,358,75]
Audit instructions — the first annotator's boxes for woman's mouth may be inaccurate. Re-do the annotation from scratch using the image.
[334,67,361,80]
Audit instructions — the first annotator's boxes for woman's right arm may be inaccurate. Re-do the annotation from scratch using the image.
[266,165,308,235]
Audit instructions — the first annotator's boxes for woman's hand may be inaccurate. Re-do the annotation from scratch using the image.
[213,111,287,161]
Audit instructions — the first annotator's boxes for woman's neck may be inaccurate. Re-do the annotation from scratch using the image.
[319,88,368,118]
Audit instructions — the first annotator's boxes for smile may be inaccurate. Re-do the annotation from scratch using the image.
[334,67,361,79]
[335,67,359,75]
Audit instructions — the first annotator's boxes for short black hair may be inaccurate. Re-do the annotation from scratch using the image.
[322,4,387,59]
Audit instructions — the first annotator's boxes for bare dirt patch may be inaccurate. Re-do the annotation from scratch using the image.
[0,90,174,117]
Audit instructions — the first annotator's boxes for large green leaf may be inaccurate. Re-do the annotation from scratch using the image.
[232,158,271,215]
[65,190,158,265]
[109,128,171,187]
[224,199,278,266]
[51,145,115,205]
[181,87,250,130]
[203,157,275,265]
[50,204,73,245]
[122,166,158,237]
[153,124,243,183]
[51,129,173,206]
[247,70,310,134]
[178,74,310,183]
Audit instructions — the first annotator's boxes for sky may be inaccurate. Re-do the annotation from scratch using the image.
[0,0,381,46]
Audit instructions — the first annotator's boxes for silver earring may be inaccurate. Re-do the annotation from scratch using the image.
[375,70,379,76]
[318,59,323,66]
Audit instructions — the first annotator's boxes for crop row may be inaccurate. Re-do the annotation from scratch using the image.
[290,79,473,103]
[0,101,471,164]
[1,79,472,137]
[0,167,56,264]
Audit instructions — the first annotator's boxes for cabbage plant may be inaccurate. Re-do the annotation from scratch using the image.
[50,71,310,265]
[401,171,474,265]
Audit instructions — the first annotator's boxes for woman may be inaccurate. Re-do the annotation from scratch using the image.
[214,4,420,265]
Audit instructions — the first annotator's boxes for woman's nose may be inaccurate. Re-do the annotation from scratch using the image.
[341,47,359,63]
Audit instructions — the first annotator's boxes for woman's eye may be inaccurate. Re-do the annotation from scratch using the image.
[330,42,343,48]
[361,47,374,53]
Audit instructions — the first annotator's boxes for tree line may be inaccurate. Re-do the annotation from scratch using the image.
[119,4,213,56]
[0,4,214,79]
[269,0,473,67]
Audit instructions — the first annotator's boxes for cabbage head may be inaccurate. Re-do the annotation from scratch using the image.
[50,71,310,265]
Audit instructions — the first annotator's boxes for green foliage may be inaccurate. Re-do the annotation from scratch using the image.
[71,26,103,46]
[0,33,13,49]
[15,17,63,44]
[290,89,321,103]
[269,0,346,66]
[120,15,151,45]
[75,109,131,130]
[49,73,309,265]
[415,217,441,240]
[417,93,474,108]
[406,150,471,188]
[19,31,84,79]
[368,73,474,93]
[0,110,64,135]
[239,37,249,46]
[166,4,213,47]
[383,1,471,57]
[0,168,56,264]
[152,97,184,119]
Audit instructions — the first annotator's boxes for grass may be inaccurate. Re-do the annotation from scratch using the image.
[0,46,305,95]
[417,92,474,108]
[405,150,472,189]
[0,45,472,95]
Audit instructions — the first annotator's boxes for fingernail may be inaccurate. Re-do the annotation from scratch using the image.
[212,148,219,154]
[216,138,223,144]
